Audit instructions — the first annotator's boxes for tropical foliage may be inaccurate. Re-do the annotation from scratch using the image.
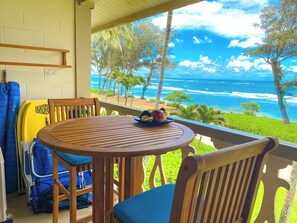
[164,90,193,107]
[247,0,297,124]
[171,103,226,149]
[240,102,260,115]
[91,20,175,106]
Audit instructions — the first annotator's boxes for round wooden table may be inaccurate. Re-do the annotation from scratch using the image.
[37,116,195,223]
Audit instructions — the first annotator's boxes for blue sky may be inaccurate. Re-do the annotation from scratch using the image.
[146,0,297,81]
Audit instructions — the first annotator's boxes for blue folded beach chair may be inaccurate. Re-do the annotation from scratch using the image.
[18,101,92,213]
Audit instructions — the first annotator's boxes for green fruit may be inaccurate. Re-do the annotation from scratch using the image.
[141,115,153,122]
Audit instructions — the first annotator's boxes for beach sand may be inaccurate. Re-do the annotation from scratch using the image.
[92,93,178,113]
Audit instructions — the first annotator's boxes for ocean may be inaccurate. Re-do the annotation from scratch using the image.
[91,75,297,122]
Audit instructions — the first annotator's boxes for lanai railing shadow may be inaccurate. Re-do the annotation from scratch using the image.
[99,100,297,223]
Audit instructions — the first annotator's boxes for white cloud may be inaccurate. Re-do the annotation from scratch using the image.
[203,36,212,43]
[152,1,265,40]
[289,66,297,73]
[200,55,212,64]
[175,38,184,43]
[220,0,268,8]
[168,42,175,47]
[178,55,216,73]
[192,35,212,45]
[228,37,263,48]
[193,36,200,44]
[179,60,202,68]
[227,54,271,72]
[253,58,271,71]
[203,67,216,73]
[228,55,253,71]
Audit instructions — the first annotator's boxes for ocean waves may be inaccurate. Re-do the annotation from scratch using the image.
[187,89,297,104]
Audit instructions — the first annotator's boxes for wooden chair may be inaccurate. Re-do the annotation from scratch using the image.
[111,137,278,223]
[48,98,100,223]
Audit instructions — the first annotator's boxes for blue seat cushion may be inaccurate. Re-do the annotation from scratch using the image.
[113,184,175,223]
[56,151,92,166]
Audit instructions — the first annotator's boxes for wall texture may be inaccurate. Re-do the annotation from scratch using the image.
[0,0,81,101]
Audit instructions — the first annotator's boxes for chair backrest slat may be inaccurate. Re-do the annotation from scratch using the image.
[48,98,100,124]
[170,137,278,223]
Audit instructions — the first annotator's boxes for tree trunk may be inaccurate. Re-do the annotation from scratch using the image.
[105,52,112,101]
[155,10,173,109]
[97,69,102,94]
[271,61,290,124]
[141,84,148,99]
[105,77,109,101]
[117,84,120,104]
[124,89,129,106]
[113,81,116,95]
[141,68,154,99]
[279,161,297,223]
[130,87,135,107]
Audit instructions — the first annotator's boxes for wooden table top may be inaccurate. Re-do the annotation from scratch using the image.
[37,116,195,157]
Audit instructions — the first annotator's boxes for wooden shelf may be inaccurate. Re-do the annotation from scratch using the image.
[0,43,71,68]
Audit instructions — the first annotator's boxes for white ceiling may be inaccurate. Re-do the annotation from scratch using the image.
[91,0,203,33]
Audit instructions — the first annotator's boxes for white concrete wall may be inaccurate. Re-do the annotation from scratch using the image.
[0,0,79,101]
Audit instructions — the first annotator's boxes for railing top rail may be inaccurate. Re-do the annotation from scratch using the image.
[98,100,297,161]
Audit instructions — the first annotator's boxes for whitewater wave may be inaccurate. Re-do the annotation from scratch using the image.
[148,85,184,91]
[187,90,297,104]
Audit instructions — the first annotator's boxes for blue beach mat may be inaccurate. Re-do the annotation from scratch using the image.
[5,82,20,193]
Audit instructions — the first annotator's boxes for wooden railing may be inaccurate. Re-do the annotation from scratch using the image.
[99,100,297,222]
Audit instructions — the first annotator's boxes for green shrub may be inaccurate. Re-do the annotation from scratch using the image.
[91,88,98,94]
[224,113,297,143]
[166,102,180,108]
[240,102,260,115]
[100,90,114,97]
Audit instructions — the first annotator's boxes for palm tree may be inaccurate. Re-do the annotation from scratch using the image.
[99,24,133,101]
[196,104,226,148]
[117,73,134,106]
[173,104,226,149]
[130,75,146,106]
[155,10,173,109]
[196,104,226,126]
[170,104,200,120]
[91,34,108,94]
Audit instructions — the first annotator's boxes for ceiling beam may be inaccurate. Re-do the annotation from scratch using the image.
[91,0,203,33]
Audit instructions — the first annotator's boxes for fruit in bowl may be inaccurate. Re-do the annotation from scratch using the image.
[139,108,168,122]
[140,115,153,122]
[139,110,151,118]
[150,109,165,122]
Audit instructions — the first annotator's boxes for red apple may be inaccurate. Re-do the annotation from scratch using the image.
[151,109,165,122]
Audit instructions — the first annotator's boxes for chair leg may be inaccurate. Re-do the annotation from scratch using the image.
[110,213,121,223]
[53,152,59,223]
[69,166,77,223]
